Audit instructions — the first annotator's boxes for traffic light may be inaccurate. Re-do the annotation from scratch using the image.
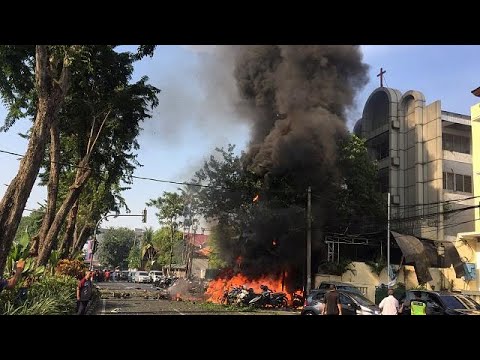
[142,208,147,223]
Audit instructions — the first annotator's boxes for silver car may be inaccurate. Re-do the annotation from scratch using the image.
[301,289,380,315]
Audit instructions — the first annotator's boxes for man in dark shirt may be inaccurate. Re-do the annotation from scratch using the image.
[322,284,342,315]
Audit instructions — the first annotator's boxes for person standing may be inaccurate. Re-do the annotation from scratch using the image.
[322,284,342,315]
[0,259,25,293]
[410,291,427,315]
[76,270,93,315]
[379,288,399,315]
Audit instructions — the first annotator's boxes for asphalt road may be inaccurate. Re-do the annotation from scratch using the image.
[94,281,299,315]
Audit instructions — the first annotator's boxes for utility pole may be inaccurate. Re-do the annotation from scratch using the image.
[306,186,312,295]
[387,192,391,285]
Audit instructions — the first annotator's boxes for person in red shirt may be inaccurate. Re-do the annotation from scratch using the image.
[76,270,93,315]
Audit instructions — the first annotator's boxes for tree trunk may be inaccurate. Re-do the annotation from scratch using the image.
[31,122,61,256]
[0,46,70,275]
[71,223,92,257]
[58,198,79,258]
[36,160,91,266]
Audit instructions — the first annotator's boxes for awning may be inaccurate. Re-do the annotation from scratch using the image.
[390,231,465,284]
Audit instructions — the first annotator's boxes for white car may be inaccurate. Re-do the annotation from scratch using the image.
[149,271,163,283]
[134,271,151,283]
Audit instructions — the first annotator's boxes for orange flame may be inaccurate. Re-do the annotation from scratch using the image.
[205,270,302,306]
[253,194,259,202]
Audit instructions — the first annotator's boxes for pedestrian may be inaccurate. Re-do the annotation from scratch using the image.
[76,270,93,315]
[378,288,399,315]
[410,291,427,315]
[322,284,342,315]
[0,259,25,293]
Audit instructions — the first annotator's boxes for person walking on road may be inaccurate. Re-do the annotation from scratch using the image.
[322,284,342,315]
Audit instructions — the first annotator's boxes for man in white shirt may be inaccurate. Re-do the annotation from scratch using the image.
[378,288,399,315]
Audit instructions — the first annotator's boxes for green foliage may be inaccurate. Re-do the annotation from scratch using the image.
[152,227,184,267]
[0,275,78,315]
[97,227,135,269]
[317,259,356,276]
[14,209,44,245]
[128,245,141,270]
[191,144,261,224]
[366,256,387,276]
[0,46,36,131]
[328,133,387,233]
[147,192,185,228]
[207,226,228,269]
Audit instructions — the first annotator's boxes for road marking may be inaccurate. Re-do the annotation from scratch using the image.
[172,308,185,315]
[101,299,106,315]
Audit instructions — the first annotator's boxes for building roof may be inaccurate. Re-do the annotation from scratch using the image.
[472,86,480,97]
[195,246,212,258]
[184,233,208,247]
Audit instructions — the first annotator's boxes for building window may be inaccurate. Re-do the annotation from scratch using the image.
[443,172,472,193]
[376,167,389,193]
[442,133,471,154]
[367,132,389,161]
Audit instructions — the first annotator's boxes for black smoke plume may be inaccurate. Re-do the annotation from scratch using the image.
[215,46,369,289]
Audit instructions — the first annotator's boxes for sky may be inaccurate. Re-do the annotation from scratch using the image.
[0,45,479,232]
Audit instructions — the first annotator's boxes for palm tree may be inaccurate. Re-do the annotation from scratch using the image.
[140,227,157,270]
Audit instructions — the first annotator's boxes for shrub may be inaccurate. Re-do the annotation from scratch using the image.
[56,259,87,279]
[0,275,78,315]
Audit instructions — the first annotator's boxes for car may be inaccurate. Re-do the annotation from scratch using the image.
[301,289,380,315]
[317,281,364,296]
[134,271,151,283]
[149,271,163,283]
[399,290,480,315]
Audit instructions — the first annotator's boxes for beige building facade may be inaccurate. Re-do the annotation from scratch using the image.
[354,87,478,292]
[354,87,474,241]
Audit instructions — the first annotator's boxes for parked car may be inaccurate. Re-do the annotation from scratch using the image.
[301,289,380,315]
[134,271,151,283]
[149,271,163,283]
[399,290,480,315]
[315,281,364,296]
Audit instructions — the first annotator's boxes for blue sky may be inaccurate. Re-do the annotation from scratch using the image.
[0,45,479,231]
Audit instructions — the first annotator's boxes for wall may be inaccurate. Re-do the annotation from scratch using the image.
[472,102,480,233]
[314,250,478,302]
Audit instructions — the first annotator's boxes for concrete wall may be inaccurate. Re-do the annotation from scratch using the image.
[314,248,478,302]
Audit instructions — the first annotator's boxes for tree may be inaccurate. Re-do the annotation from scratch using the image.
[14,209,44,245]
[140,227,157,270]
[147,192,185,274]
[35,46,160,265]
[127,245,141,270]
[0,46,76,275]
[97,227,135,269]
[207,225,228,269]
[326,133,387,234]
[151,227,184,269]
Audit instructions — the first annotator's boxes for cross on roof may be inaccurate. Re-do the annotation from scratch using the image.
[377,67,386,87]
